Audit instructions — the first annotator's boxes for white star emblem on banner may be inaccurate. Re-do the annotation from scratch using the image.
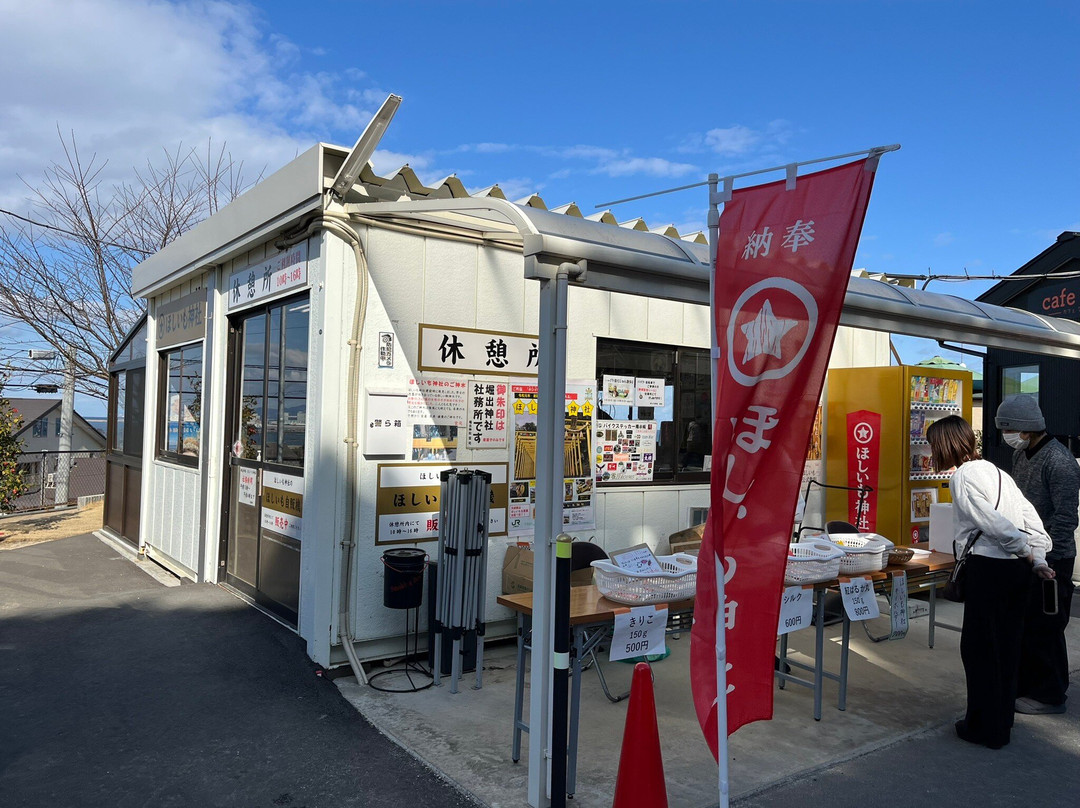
[740,299,797,363]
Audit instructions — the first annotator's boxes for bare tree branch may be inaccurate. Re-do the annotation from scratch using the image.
[0,131,261,400]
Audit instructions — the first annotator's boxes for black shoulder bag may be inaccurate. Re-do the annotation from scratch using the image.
[943,466,1001,603]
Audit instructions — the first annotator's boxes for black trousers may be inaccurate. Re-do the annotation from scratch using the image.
[1018,557,1075,706]
[961,555,1031,746]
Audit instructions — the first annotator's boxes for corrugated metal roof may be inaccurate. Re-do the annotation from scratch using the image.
[131,145,708,297]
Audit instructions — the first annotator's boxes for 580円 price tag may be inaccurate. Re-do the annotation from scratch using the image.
[609,605,669,662]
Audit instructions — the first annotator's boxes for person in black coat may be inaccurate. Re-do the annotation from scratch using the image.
[995,394,1080,715]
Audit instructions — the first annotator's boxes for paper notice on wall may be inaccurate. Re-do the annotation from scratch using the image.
[467,380,509,448]
[238,468,258,507]
[261,470,303,541]
[407,376,468,428]
[509,380,596,536]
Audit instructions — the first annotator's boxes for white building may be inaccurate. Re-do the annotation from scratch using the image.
[114,136,1080,672]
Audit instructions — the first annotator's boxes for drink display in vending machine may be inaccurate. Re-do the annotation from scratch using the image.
[825,365,972,546]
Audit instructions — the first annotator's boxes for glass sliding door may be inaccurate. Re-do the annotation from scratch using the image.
[223,295,309,625]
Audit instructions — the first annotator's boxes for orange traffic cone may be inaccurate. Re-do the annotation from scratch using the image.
[612,662,668,808]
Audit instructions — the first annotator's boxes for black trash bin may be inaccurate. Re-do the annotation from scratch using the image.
[382,548,426,610]
[426,561,477,675]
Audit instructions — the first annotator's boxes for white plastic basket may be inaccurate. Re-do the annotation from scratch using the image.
[826,534,890,575]
[590,553,698,605]
[830,532,895,570]
[785,540,844,585]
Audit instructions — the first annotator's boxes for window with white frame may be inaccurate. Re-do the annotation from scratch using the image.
[158,343,203,465]
[595,338,711,485]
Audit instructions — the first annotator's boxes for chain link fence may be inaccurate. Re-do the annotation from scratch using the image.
[9,451,107,513]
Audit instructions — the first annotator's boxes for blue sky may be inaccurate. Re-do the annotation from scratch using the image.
[2,0,1078,415]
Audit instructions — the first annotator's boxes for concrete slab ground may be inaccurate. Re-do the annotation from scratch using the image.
[337,597,1080,808]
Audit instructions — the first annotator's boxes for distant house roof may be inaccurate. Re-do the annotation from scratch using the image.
[976,231,1080,307]
[915,355,983,396]
[7,398,105,442]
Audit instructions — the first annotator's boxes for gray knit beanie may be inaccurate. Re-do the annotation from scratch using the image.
[995,394,1045,432]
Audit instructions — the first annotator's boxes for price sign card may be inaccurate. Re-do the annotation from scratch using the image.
[608,542,663,575]
[889,571,909,640]
[610,605,668,662]
[777,586,814,636]
[839,577,880,621]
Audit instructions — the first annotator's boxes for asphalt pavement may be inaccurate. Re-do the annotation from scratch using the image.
[0,533,480,808]
[3,533,1078,808]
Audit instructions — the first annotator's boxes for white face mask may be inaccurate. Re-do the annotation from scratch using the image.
[1003,432,1029,450]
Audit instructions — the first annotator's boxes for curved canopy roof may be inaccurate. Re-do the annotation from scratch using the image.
[352,195,1080,359]
[132,143,1080,359]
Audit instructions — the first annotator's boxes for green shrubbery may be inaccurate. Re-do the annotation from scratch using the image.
[0,384,25,512]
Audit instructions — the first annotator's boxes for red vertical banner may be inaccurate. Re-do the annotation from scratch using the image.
[846,410,881,531]
[690,158,878,749]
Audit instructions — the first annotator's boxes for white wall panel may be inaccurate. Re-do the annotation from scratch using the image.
[566,287,609,379]
[477,248,526,332]
[423,239,478,326]
[608,293,649,340]
[646,297,684,345]
[364,228,425,367]
[597,490,644,550]
[146,462,200,578]
[641,487,681,554]
[683,302,710,348]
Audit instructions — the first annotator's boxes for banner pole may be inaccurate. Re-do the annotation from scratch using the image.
[707,173,731,808]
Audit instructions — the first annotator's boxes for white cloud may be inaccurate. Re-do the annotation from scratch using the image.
[592,156,698,179]
[934,232,955,247]
[0,0,384,210]
[680,119,794,160]
[704,125,758,156]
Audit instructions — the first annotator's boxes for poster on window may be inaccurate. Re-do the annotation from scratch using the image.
[595,421,657,482]
[634,377,665,407]
[508,380,596,536]
[467,380,509,448]
[602,375,634,403]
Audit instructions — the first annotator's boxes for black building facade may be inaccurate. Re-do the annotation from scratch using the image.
[978,231,1080,468]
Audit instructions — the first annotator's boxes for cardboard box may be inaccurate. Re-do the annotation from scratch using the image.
[929,503,956,554]
[668,523,705,556]
[502,544,594,595]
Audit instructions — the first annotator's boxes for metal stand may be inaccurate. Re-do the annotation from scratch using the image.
[433,469,491,694]
[368,606,433,693]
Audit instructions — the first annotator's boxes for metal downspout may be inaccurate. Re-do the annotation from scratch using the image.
[277,212,370,684]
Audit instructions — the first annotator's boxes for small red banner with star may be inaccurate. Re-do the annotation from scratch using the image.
[846,409,881,530]
[691,158,878,748]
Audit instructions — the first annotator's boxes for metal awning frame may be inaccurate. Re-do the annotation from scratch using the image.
[351,194,1080,808]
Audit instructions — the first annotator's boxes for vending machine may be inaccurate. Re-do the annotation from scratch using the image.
[825,365,973,546]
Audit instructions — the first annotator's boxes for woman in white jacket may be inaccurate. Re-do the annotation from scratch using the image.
[926,415,1054,749]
